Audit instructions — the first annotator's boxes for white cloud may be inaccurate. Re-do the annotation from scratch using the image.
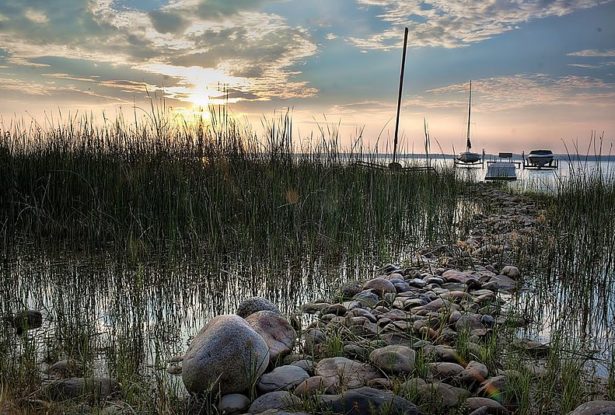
[24,8,49,24]
[567,49,615,57]
[0,0,318,104]
[350,0,613,50]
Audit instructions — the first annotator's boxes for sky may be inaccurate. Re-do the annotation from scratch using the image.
[0,0,614,153]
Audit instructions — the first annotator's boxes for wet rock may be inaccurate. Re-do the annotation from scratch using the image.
[429,362,465,381]
[218,393,251,415]
[315,357,380,389]
[500,266,520,279]
[464,397,509,413]
[290,359,314,374]
[363,278,396,297]
[294,375,338,396]
[353,291,380,308]
[301,303,329,314]
[248,391,302,413]
[318,386,421,415]
[416,382,470,408]
[322,303,347,316]
[442,270,478,285]
[246,310,296,362]
[369,345,416,374]
[182,315,269,395]
[6,310,43,335]
[367,377,393,390]
[568,400,615,415]
[343,343,369,360]
[455,314,487,336]
[237,297,280,318]
[46,359,82,379]
[348,308,377,322]
[39,377,120,401]
[485,275,517,291]
[257,365,310,393]
[303,328,326,350]
[338,281,364,300]
[512,338,550,358]
[457,361,488,385]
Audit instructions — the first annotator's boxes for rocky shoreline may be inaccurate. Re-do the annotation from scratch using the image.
[9,184,615,414]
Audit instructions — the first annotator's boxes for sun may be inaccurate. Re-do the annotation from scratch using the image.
[189,90,210,108]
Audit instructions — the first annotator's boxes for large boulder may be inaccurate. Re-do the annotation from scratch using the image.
[182,315,269,395]
[237,297,280,318]
[248,391,302,413]
[245,310,296,362]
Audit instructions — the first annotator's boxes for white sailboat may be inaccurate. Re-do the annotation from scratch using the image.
[456,81,482,165]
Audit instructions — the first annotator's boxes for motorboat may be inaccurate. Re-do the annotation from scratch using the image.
[527,150,554,167]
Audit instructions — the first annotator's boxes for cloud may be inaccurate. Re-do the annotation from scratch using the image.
[350,0,613,50]
[567,49,615,57]
[0,0,318,106]
[148,10,189,34]
[424,74,615,111]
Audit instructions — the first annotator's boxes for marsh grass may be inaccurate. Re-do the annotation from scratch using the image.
[0,107,464,261]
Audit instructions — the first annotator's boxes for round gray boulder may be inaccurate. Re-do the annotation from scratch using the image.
[245,310,296,362]
[237,297,280,318]
[182,315,270,395]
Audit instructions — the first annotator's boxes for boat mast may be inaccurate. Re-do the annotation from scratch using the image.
[393,27,409,164]
[466,80,472,151]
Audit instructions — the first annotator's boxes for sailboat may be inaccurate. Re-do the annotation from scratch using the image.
[456,81,482,164]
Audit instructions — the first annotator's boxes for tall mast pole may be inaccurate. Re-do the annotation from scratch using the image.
[466,80,472,151]
[393,27,409,164]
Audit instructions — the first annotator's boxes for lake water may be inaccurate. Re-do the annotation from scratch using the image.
[1,156,613,396]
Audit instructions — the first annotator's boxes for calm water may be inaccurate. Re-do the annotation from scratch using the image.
[1,157,613,389]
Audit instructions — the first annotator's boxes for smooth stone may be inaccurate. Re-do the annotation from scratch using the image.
[218,393,250,415]
[248,391,301,413]
[363,278,397,297]
[338,282,364,300]
[257,365,309,393]
[455,314,486,335]
[481,315,495,327]
[322,303,347,316]
[486,275,517,291]
[237,297,280,318]
[303,328,326,349]
[353,291,380,308]
[39,377,119,401]
[458,361,489,385]
[416,382,470,408]
[568,400,615,415]
[290,359,314,375]
[343,344,369,360]
[429,362,465,381]
[301,303,329,314]
[500,266,520,279]
[464,397,509,413]
[441,270,478,284]
[182,315,269,395]
[367,377,393,390]
[369,345,416,374]
[319,386,421,415]
[315,357,380,389]
[47,359,82,379]
[348,308,377,323]
[294,375,338,396]
[245,311,296,362]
